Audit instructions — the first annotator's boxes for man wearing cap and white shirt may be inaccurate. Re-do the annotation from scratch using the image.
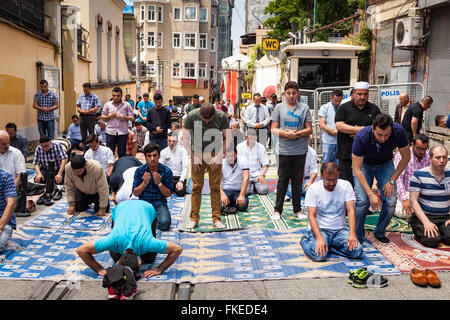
[159,132,189,197]
[0,130,26,188]
[335,81,381,187]
[237,129,269,195]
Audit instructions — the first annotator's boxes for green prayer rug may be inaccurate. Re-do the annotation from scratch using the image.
[362,212,413,233]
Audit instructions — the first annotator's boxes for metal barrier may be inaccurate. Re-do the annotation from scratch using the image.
[297,82,425,161]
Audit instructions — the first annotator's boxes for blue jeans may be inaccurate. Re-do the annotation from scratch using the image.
[300,228,363,262]
[153,203,171,231]
[286,177,309,199]
[322,143,338,164]
[221,189,249,211]
[0,224,13,252]
[38,119,55,139]
[354,161,397,241]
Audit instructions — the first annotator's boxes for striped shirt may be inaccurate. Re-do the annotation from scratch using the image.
[0,170,17,229]
[409,167,450,216]
[34,90,58,121]
[33,142,68,172]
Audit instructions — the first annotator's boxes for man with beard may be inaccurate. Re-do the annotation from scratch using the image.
[352,114,410,244]
[300,162,362,262]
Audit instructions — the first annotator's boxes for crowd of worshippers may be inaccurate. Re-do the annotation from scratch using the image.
[0,79,449,295]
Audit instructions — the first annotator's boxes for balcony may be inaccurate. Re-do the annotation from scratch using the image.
[77,26,89,58]
[0,0,46,36]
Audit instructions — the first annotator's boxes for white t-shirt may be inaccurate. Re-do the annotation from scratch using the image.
[304,146,319,178]
[115,167,139,203]
[221,158,248,191]
[159,145,189,181]
[84,145,115,174]
[236,141,269,179]
[304,179,355,230]
[0,146,26,178]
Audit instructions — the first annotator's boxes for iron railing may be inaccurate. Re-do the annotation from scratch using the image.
[0,0,45,36]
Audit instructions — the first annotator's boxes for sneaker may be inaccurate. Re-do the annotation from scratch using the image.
[186,220,198,229]
[44,194,54,206]
[107,286,120,300]
[295,212,307,220]
[366,274,388,288]
[214,221,225,229]
[352,269,373,288]
[52,189,63,201]
[120,288,137,300]
[348,268,367,285]
[36,195,46,205]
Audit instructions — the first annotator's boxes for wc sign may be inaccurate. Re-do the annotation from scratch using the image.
[380,89,401,100]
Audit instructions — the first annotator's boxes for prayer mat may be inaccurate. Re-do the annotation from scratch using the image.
[367,231,450,273]
[362,212,413,234]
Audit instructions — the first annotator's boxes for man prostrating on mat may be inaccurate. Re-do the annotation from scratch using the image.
[76,199,182,300]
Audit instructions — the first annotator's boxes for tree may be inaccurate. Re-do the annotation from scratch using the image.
[263,0,365,40]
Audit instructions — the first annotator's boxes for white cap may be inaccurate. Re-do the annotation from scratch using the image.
[199,96,205,101]
[353,81,370,90]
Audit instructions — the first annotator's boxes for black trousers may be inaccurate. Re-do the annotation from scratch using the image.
[106,133,128,158]
[173,176,187,197]
[74,189,110,213]
[109,220,158,264]
[338,158,354,188]
[410,214,450,248]
[80,114,96,141]
[274,154,306,214]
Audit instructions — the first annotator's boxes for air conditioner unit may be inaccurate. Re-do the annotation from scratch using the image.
[395,17,423,48]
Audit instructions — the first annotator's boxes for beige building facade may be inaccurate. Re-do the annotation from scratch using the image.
[134,0,218,104]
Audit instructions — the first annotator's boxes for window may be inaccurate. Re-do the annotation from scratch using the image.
[172,62,181,78]
[211,13,217,27]
[147,31,155,48]
[147,60,155,76]
[297,58,351,89]
[210,37,215,52]
[147,5,155,21]
[184,32,196,49]
[158,6,163,23]
[173,7,181,21]
[172,32,181,48]
[199,62,207,78]
[140,5,145,22]
[158,32,163,48]
[210,66,215,82]
[184,62,196,78]
[139,31,144,48]
[200,8,208,22]
[185,7,197,21]
[199,33,207,50]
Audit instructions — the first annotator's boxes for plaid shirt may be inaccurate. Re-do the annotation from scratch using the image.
[34,90,58,121]
[132,126,148,147]
[126,130,138,156]
[76,92,101,114]
[394,146,430,201]
[132,163,173,207]
[33,142,68,172]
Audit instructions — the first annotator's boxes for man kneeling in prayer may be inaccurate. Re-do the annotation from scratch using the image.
[76,199,182,300]
[300,162,363,261]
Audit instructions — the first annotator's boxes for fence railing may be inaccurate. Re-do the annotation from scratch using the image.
[0,0,45,36]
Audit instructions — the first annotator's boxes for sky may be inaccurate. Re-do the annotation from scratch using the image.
[124,0,246,55]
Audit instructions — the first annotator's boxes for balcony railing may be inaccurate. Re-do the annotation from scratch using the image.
[0,0,45,36]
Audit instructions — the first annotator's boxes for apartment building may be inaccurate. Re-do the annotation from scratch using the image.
[134,0,218,104]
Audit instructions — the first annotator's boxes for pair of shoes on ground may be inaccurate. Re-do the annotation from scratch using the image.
[108,286,137,300]
[271,212,307,220]
[221,207,237,215]
[186,220,226,229]
[36,189,63,206]
[410,268,441,288]
[348,268,388,289]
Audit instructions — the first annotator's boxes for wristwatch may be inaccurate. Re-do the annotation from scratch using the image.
[389,179,395,185]
[158,182,163,187]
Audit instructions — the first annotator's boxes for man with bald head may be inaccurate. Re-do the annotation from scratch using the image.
[394,93,411,124]
[0,130,26,188]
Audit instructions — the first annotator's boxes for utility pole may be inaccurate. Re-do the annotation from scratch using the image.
[236,59,241,119]
[136,23,143,100]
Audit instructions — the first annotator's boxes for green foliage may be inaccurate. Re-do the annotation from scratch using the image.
[264,0,365,40]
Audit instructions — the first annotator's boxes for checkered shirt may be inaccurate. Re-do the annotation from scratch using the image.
[34,90,58,121]
[33,142,68,172]
[132,126,148,147]
[76,93,101,114]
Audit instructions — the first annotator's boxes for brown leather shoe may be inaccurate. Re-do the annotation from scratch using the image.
[410,268,427,287]
[424,269,441,288]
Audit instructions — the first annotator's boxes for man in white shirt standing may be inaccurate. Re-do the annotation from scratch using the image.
[237,129,269,195]
[159,131,189,197]
[0,130,26,188]
[220,148,250,213]
[301,162,362,262]
[226,99,234,119]
[244,93,271,145]
[84,134,115,181]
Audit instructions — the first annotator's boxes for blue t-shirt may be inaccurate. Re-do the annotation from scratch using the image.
[352,123,409,165]
[0,170,17,229]
[94,200,167,256]
[136,100,155,122]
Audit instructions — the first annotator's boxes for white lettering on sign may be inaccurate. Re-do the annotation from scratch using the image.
[380,89,401,100]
